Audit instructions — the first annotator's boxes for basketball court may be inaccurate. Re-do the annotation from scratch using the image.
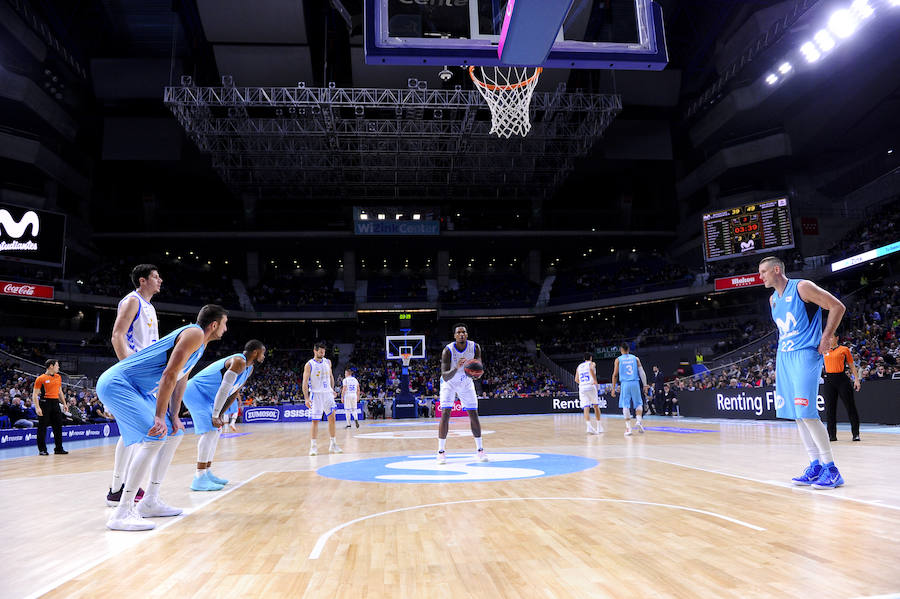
[3,0,900,597]
[3,414,900,598]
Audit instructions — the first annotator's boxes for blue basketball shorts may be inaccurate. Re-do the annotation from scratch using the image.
[618,381,643,410]
[182,384,216,435]
[96,371,182,446]
[775,348,823,420]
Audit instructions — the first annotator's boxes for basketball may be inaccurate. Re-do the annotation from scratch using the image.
[463,359,484,379]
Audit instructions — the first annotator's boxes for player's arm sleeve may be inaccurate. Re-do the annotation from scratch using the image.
[213,369,240,416]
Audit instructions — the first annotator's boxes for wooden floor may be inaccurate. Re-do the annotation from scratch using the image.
[3,414,900,599]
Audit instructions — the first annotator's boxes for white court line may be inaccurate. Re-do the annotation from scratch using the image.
[22,471,266,599]
[308,496,765,559]
[849,594,900,599]
[641,457,900,513]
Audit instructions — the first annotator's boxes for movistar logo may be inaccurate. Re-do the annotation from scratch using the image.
[775,311,797,335]
[0,209,39,238]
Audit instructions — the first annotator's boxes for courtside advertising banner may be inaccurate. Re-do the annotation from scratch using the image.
[714,273,763,291]
[0,203,66,267]
[0,280,55,299]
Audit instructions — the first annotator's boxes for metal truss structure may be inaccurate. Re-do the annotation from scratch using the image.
[164,84,622,201]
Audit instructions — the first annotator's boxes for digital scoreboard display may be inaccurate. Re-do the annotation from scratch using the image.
[702,198,794,262]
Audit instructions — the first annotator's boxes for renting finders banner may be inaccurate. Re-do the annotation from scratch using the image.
[676,381,900,424]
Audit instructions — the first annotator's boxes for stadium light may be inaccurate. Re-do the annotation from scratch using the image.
[778,62,793,75]
[814,30,836,51]
[888,149,894,154]
[413,214,421,220]
[850,0,874,19]
[800,42,821,63]
[828,10,859,38]
[377,213,386,220]
[395,214,402,220]
[765,73,779,85]
[360,213,368,220]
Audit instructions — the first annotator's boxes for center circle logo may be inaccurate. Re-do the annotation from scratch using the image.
[317,452,597,483]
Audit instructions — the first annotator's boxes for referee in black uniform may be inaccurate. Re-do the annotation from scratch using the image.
[32,359,68,455]
[822,334,861,442]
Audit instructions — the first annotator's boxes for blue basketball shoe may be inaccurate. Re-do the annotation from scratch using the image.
[791,460,822,486]
[811,462,844,489]
[191,471,224,492]
[207,470,228,485]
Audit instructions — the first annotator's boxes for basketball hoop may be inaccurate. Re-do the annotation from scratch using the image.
[400,352,412,367]
[469,66,542,138]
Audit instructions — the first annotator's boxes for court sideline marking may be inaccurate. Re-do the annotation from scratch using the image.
[641,457,900,513]
[21,471,266,599]
[307,496,766,559]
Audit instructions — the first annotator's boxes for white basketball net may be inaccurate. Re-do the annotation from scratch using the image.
[400,353,412,367]
[469,66,543,138]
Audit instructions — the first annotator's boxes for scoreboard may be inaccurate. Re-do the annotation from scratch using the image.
[702,198,794,262]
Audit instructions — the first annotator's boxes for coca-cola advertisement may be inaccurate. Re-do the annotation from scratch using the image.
[0,203,66,267]
[0,280,55,299]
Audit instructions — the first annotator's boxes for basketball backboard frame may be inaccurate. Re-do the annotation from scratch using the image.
[385,334,426,361]
[364,0,667,70]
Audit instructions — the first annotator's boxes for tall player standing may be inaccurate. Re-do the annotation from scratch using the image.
[437,323,487,464]
[303,342,342,456]
[610,342,651,436]
[341,367,361,429]
[106,264,162,507]
[98,304,228,530]
[758,256,847,489]
[576,353,603,434]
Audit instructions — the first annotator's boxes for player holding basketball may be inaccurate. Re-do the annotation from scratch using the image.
[758,256,846,489]
[610,342,650,436]
[97,304,228,530]
[437,323,487,464]
[106,264,162,507]
[303,342,342,456]
[341,367,361,429]
[576,353,603,434]
[182,340,265,491]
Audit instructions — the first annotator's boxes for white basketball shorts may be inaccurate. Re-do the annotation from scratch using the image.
[309,390,336,420]
[439,379,478,410]
[579,386,599,408]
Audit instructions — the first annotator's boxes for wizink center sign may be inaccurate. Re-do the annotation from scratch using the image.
[354,220,440,236]
[0,203,66,267]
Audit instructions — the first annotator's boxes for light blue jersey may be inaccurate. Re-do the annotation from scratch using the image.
[107,324,206,395]
[618,353,639,382]
[770,278,824,420]
[186,354,254,401]
[97,324,206,445]
[770,278,823,353]
[183,353,252,434]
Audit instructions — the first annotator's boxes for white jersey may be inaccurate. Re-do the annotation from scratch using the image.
[576,361,596,390]
[443,340,475,387]
[118,290,159,354]
[307,358,333,393]
[342,376,360,399]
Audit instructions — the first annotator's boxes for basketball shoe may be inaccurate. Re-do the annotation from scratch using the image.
[437,450,446,465]
[107,505,154,531]
[811,462,844,489]
[791,460,822,486]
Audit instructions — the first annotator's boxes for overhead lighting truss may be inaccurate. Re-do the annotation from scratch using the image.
[164,84,621,201]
